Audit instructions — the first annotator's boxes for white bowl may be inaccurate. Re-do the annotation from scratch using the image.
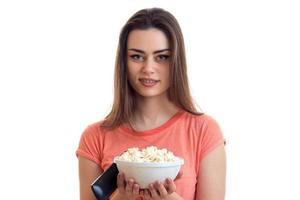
[114,158,184,188]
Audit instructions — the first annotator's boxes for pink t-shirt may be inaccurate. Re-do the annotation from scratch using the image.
[76,110,225,200]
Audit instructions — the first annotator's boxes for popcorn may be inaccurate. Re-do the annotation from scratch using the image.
[117,146,180,163]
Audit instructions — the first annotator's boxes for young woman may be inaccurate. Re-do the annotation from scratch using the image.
[76,8,226,200]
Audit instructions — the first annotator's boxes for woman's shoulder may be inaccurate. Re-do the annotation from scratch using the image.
[81,120,106,138]
[183,111,218,124]
[87,120,104,129]
[182,111,225,143]
[180,111,222,133]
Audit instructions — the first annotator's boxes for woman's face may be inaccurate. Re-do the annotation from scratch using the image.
[126,28,171,99]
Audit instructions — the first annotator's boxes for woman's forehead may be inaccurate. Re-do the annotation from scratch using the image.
[127,28,170,52]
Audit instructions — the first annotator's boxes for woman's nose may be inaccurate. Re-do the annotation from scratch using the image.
[141,58,155,74]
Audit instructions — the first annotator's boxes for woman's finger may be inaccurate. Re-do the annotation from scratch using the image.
[117,173,126,193]
[149,183,159,199]
[125,178,134,193]
[132,183,140,196]
[165,178,176,194]
[154,181,168,198]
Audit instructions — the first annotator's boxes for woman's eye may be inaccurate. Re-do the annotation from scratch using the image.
[130,54,144,61]
[156,55,170,61]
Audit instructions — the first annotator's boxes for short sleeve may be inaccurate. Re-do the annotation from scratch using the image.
[199,116,225,161]
[76,124,103,166]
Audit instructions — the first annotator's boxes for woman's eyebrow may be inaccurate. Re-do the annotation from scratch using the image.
[128,48,171,54]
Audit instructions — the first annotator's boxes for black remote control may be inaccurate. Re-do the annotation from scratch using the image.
[91,163,119,200]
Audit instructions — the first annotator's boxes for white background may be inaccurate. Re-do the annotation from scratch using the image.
[0,0,299,199]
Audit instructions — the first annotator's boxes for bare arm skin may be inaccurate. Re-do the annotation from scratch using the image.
[78,156,103,200]
[196,144,226,200]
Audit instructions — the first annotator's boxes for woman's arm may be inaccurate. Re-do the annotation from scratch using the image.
[78,156,103,200]
[196,144,226,200]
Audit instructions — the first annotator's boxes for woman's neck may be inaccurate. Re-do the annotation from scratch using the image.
[129,95,180,131]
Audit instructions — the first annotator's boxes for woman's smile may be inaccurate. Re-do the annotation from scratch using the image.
[139,78,160,87]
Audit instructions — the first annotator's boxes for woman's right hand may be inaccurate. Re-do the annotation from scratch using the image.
[116,172,143,200]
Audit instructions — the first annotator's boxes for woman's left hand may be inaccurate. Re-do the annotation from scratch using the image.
[141,178,176,200]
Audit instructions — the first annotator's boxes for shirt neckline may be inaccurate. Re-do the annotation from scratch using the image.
[120,110,185,136]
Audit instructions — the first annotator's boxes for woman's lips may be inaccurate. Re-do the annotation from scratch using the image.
[139,78,160,87]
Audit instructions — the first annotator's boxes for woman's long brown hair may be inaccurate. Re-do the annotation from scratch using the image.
[101,8,202,130]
